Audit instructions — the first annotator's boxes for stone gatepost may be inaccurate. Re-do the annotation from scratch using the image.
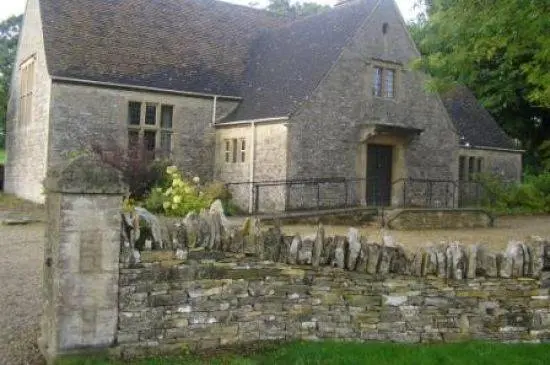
[40,155,127,363]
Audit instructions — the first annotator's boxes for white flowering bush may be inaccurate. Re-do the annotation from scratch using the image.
[155,166,210,216]
[143,165,237,216]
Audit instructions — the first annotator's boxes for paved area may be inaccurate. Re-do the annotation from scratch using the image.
[0,194,45,365]
[0,223,45,364]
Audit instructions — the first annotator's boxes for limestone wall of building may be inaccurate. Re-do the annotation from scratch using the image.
[215,122,288,212]
[48,82,239,181]
[4,0,52,203]
[287,0,459,193]
[460,147,523,182]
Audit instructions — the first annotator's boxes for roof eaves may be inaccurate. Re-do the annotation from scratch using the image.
[460,144,525,153]
[51,76,242,100]
[215,116,289,127]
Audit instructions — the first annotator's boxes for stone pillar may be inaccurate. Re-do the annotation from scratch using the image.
[40,155,127,363]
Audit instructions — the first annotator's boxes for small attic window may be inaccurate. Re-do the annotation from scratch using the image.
[382,23,389,34]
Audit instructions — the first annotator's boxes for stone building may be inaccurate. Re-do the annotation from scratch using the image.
[5,0,522,211]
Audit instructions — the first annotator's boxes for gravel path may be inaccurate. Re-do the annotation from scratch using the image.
[0,223,45,365]
[279,215,550,253]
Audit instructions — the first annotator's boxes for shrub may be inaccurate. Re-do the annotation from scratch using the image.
[90,142,172,200]
[222,199,243,216]
[143,166,237,216]
[478,172,550,214]
[203,181,231,202]
[159,166,210,216]
[143,187,165,213]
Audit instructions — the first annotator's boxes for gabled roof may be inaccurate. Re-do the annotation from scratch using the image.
[38,0,378,116]
[39,0,282,96]
[225,0,378,121]
[441,85,518,150]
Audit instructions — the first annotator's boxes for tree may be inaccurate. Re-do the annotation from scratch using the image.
[267,0,330,18]
[410,0,550,172]
[0,15,23,148]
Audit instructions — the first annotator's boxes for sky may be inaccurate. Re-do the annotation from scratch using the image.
[0,0,418,22]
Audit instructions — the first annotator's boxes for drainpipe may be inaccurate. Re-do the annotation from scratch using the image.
[211,96,217,125]
[248,121,256,214]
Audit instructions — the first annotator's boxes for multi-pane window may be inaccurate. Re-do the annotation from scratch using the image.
[459,155,484,181]
[240,139,246,163]
[468,157,475,179]
[385,69,394,98]
[458,156,466,181]
[127,101,173,158]
[19,57,35,125]
[373,67,383,97]
[476,158,483,174]
[224,140,231,163]
[373,66,396,99]
[145,104,157,125]
[224,138,247,164]
[128,102,141,125]
[160,105,173,153]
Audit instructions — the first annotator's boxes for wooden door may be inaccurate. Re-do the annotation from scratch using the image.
[366,144,393,206]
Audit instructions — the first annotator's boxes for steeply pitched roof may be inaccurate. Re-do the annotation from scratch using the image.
[225,0,378,121]
[441,85,517,150]
[39,0,281,96]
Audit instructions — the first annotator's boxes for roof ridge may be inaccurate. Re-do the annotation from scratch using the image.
[286,0,380,117]
[264,0,369,31]
[225,0,379,121]
[196,0,279,16]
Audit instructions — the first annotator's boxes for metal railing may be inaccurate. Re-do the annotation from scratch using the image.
[225,177,490,214]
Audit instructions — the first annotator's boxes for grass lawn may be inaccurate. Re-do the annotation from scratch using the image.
[56,341,550,365]
[0,148,4,164]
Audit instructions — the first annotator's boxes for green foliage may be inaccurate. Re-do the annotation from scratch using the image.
[55,341,550,365]
[143,186,165,213]
[91,140,172,200]
[479,172,550,214]
[159,166,209,216]
[0,15,22,148]
[203,180,232,202]
[144,166,234,217]
[409,0,550,171]
[267,0,330,18]
[223,199,243,217]
[121,198,136,213]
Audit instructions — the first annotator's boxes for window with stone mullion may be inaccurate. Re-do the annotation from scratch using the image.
[384,69,395,98]
[127,102,173,158]
[373,67,383,97]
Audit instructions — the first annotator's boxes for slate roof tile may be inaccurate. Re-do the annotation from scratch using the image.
[225,0,378,121]
[441,85,517,150]
[40,0,282,96]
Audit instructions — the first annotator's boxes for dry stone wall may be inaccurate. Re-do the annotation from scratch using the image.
[387,209,494,230]
[117,209,550,356]
[119,259,550,356]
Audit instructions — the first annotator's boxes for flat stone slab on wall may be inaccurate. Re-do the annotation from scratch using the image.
[386,209,494,230]
[259,207,378,226]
